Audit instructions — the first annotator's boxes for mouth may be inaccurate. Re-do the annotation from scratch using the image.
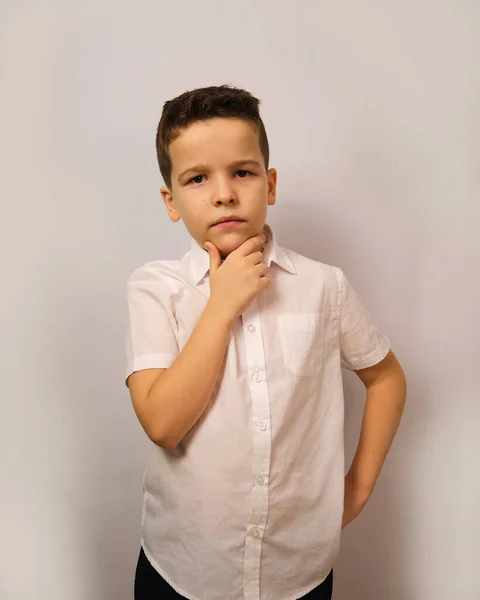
[213,217,246,228]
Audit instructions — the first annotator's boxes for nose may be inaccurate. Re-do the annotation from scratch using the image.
[212,176,237,205]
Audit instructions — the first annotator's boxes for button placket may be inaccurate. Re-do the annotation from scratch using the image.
[241,301,272,600]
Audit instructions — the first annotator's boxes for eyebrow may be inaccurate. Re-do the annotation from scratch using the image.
[177,159,262,182]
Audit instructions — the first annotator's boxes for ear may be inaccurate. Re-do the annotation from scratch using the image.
[160,186,181,222]
[267,168,277,206]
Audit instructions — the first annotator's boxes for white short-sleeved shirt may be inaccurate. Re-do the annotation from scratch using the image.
[125,223,390,600]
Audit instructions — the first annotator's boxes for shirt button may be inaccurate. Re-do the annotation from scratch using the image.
[256,421,267,431]
[251,528,261,538]
[248,324,256,333]
[253,372,261,382]
[256,475,266,486]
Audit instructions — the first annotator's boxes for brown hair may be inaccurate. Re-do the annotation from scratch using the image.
[155,85,269,189]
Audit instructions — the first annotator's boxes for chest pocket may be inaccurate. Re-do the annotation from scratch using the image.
[278,313,324,377]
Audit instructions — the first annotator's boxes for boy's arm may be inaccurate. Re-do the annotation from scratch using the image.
[342,349,406,528]
[128,299,235,449]
[128,234,271,448]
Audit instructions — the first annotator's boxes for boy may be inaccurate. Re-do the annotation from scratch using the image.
[125,85,406,600]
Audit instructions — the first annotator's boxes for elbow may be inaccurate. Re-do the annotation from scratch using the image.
[140,402,182,449]
[148,426,182,449]
[153,435,181,450]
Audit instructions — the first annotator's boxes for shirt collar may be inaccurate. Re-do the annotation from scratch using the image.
[186,223,297,285]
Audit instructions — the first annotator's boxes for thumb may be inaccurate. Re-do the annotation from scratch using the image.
[204,241,221,274]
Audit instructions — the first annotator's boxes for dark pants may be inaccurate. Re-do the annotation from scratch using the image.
[134,546,333,599]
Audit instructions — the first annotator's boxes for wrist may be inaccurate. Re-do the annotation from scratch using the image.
[205,298,237,329]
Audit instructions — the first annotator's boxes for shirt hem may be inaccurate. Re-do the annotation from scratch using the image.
[140,538,336,600]
[140,539,200,600]
[281,568,334,600]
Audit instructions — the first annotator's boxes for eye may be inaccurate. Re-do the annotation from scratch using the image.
[188,175,206,185]
[235,170,251,178]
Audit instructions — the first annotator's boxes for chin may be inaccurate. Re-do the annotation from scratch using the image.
[217,234,248,254]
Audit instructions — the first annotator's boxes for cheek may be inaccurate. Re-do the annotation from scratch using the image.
[176,188,204,208]
[251,179,270,198]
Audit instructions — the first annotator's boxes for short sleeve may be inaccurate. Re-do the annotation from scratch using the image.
[124,266,180,387]
[337,269,391,371]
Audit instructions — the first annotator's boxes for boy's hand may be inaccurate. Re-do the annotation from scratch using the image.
[341,473,373,529]
[204,233,271,322]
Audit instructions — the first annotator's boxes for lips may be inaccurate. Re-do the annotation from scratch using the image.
[213,216,245,226]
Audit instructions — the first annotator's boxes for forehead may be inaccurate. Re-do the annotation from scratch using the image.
[169,118,261,172]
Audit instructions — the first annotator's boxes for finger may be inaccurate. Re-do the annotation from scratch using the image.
[235,234,267,257]
[260,276,272,289]
[245,251,265,265]
[253,263,269,278]
[204,241,222,274]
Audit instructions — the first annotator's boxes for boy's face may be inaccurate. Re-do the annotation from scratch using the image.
[160,117,276,258]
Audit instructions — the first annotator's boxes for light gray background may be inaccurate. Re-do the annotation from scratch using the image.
[1,1,479,599]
